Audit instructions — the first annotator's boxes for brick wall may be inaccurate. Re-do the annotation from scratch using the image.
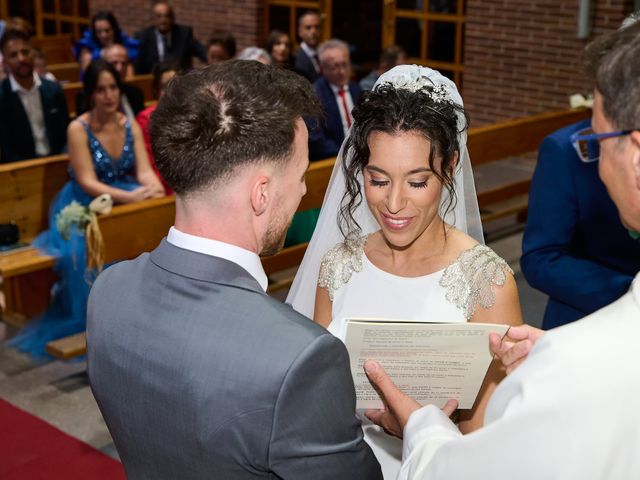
[463,0,636,125]
[89,0,262,52]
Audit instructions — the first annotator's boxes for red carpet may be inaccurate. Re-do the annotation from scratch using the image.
[0,398,125,479]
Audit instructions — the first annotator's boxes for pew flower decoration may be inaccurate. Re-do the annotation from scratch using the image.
[56,194,113,240]
[55,193,113,277]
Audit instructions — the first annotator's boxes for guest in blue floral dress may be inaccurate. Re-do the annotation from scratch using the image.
[8,60,164,358]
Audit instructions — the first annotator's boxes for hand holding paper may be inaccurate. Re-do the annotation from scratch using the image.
[364,360,458,439]
[489,324,544,374]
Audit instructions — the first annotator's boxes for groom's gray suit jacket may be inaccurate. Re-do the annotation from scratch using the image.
[87,239,381,479]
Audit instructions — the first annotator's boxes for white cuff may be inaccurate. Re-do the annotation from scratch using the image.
[398,405,461,480]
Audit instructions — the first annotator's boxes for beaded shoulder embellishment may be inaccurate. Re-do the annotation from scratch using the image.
[318,236,367,301]
[439,244,513,320]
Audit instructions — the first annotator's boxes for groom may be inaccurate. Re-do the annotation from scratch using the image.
[86,61,381,479]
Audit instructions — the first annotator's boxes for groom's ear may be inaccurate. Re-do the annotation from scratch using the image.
[249,174,271,217]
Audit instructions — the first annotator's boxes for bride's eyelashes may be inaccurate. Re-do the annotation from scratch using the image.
[409,180,429,189]
[367,178,430,189]
[368,178,389,187]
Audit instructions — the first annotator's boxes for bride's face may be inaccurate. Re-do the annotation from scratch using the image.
[363,130,443,248]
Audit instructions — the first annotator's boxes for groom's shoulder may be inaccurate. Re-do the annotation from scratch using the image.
[263,294,331,339]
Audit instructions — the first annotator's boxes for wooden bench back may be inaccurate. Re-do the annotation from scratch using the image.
[98,196,176,264]
[32,35,75,64]
[62,74,155,117]
[468,107,591,211]
[0,155,70,242]
[468,108,590,166]
[48,62,81,83]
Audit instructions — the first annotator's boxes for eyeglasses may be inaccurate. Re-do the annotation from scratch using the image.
[570,128,635,163]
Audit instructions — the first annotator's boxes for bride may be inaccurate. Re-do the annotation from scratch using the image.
[287,65,523,478]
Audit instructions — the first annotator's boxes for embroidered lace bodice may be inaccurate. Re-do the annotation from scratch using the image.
[318,235,513,323]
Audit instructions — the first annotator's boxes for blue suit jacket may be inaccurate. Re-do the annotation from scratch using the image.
[307,77,362,161]
[0,77,69,163]
[521,119,640,329]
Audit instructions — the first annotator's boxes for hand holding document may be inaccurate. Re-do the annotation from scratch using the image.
[344,319,509,410]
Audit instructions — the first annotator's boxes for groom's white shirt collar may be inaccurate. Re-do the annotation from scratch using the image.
[167,226,268,292]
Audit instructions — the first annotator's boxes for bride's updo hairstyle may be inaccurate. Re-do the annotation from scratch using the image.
[339,82,469,240]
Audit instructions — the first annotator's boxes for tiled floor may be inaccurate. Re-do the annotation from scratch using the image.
[0,228,548,462]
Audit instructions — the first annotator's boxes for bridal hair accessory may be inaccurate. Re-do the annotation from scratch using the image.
[56,193,113,281]
[374,63,455,105]
[377,77,451,104]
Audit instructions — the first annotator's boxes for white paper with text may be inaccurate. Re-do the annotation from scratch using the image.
[345,319,509,410]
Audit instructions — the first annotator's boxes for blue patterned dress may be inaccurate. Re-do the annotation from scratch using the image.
[7,120,140,359]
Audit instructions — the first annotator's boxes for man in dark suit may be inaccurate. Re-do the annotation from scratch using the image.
[134,1,205,74]
[294,10,322,83]
[0,29,68,163]
[75,44,144,117]
[308,38,362,160]
[87,61,381,479]
[521,118,640,329]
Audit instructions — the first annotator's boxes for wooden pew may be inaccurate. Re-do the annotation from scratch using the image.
[48,62,81,83]
[0,155,70,323]
[32,35,75,64]
[469,107,591,222]
[62,74,155,117]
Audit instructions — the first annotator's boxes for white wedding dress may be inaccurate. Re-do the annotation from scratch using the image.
[286,65,504,479]
[317,234,512,479]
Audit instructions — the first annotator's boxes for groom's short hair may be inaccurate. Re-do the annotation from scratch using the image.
[150,60,320,195]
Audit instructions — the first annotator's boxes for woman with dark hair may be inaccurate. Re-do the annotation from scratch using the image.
[287,65,522,479]
[7,59,163,359]
[136,60,180,193]
[74,11,139,73]
[266,30,293,69]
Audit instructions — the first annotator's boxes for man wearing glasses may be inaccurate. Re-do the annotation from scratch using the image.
[521,101,640,329]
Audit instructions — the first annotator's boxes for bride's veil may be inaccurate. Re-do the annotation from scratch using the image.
[286,65,483,318]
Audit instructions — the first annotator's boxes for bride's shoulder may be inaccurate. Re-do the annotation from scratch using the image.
[317,235,367,300]
[440,233,514,320]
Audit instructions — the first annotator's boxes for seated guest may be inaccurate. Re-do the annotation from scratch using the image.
[76,44,145,118]
[0,17,34,82]
[7,59,164,358]
[359,45,407,91]
[33,48,57,82]
[136,60,179,193]
[206,30,236,65]
[307,38,362,161]
[0,28,69,163]
[266,30,294,69]
[237,46,271,64]
[74,11,139,74]
[135,1,206,74]
[294,10,322,83]
[521,119,640,329]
